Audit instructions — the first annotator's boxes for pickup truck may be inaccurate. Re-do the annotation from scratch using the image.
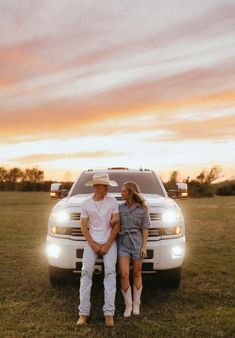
[46,168,186,287]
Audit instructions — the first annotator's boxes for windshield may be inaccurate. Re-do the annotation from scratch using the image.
[69,171,166,196]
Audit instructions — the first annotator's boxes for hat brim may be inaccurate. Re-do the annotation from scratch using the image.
[85,179,118,187]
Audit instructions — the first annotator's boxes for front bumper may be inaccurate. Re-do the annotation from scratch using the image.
[46,235,185,273]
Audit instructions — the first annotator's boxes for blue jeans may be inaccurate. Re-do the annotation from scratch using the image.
[78,241,117,316]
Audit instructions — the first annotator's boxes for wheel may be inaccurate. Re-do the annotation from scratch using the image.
[160,267,182,288]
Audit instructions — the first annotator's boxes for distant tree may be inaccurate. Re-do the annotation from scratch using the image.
[216,180,235,196]
[23,168,44,183]
[7,167,23,182]
[196,166,222,184]
[204,166,222,184]
[196,170,206,184]
[164,170,180,191]
[21,168,44,191]
[0,167,8,190]
[0,167,8,182]
[169,170,179,184]
[189,166,223,197]
[7,167,23,190]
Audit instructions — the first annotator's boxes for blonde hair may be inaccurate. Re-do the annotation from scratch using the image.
[123,181,148,209]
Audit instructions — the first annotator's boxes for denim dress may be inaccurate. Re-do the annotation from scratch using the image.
[117,203,151,260]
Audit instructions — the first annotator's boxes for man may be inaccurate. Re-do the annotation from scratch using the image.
[77,173,120,328]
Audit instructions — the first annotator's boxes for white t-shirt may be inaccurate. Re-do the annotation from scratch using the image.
[81,195,119,245]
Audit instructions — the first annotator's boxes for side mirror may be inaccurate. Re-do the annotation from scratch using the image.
[50,183,68,199]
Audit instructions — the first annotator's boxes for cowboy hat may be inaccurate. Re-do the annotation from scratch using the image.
[85,173,118,187]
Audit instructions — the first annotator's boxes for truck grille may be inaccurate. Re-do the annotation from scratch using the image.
[150,213,161,221]
[69,227,161,237]
[69,212,161,221]
[71,227,83,236]
[70,213,81,220]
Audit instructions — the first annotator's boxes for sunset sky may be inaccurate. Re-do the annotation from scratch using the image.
[1,0,235,182]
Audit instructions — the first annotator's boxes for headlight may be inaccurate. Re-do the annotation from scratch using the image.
[46,243,60,258]
[51,210,69,223]
[162,210,182,223]
[51,226,69,235]
[163,226,181,236]
[172,246,184,259]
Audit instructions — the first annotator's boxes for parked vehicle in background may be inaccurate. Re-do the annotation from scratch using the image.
[46,168,186,288]
[50,183,68,199]
[167,182,188,199]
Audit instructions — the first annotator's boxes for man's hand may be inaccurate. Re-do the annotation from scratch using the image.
[99,243,110,255]
[91,242,101,254]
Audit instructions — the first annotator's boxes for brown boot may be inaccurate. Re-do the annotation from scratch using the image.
[104,315,114,327]
[76,315,88,326]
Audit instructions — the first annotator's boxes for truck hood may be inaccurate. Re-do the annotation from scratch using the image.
[52,193,179,211]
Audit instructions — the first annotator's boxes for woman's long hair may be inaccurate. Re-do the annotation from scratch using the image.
[123,181,148,209]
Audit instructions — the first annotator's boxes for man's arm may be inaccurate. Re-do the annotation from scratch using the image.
[100,212,120,255]
[81,217,100,254]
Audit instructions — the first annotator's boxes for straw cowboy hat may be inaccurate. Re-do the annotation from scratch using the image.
[85,173,118,187]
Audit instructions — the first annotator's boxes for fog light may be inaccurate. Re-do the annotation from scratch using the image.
[46,243,60,258]
[172,246,183,259]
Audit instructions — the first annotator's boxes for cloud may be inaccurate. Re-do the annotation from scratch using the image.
[14,150,127,164]
[148,112,235,142]
[1,0,235,180]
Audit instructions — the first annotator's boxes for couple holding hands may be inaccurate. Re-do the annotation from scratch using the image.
[77,173,150,327]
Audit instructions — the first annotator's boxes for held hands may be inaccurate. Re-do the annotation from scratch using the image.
[99,243,110,255]
[92,242,101,254]
[91,242,110,255]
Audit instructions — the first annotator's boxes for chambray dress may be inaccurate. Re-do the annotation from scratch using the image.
[117,203,151,260]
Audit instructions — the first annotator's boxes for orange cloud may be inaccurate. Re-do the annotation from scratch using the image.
[148,113,235,142]
[1,0,235,146]
[14,151,127,164]
[1,88,235,143]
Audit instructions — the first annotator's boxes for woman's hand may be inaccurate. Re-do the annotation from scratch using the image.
[141,247,147,258]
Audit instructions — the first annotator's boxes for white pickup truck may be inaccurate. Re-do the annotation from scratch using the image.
[46,168,186,287]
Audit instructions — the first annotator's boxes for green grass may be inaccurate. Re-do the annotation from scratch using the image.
[0,192,234,338]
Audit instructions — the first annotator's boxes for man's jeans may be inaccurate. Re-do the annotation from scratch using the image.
[78,241,117,316]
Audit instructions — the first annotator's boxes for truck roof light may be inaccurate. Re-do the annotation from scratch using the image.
[108,167,128,170]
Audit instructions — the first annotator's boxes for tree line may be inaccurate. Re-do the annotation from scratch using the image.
[0,166,234,196]
[164,166,235,197]
[0,167,51,191]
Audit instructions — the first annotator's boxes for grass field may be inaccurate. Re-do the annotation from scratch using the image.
[0,192,234,338]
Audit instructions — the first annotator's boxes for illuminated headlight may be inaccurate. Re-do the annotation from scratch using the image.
[162,210,182,223]
[51,226,69,235]
[51,210,69,223]
[172,246,184,259]
[46,243,60,258]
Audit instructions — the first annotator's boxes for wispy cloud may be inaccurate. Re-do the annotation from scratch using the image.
[14,151,126,164]
[0,0,235,179]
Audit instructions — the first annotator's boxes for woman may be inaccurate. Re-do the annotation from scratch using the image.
[117,181,150,317]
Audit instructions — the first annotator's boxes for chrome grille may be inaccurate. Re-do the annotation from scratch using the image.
[71,228,83,236]
[70,213,81,220]
[150,213,161,221]
[148,228,161,236]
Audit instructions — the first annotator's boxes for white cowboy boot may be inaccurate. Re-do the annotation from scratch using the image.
[132,285,143,315]
[121,287,132,317]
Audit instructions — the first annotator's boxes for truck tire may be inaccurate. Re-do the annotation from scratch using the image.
[160,267,182,288]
